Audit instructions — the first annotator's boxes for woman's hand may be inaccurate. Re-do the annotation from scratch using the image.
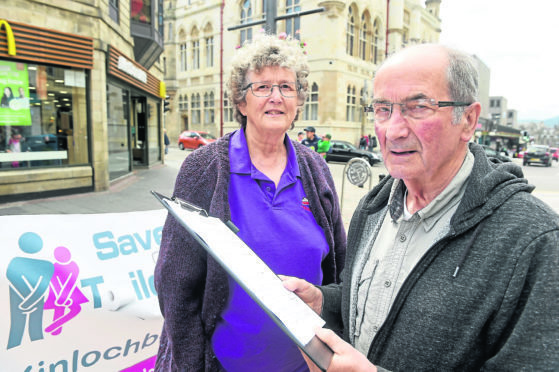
[280,275,323,315]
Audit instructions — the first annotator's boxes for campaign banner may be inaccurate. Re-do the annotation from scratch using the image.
[0,210,167,371]
[0,60,31,126]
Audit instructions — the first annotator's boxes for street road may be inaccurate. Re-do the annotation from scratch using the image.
[329,158,559,230]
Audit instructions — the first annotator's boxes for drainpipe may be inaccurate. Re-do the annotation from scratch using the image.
[385,0,390,57]
[220,0,225,137]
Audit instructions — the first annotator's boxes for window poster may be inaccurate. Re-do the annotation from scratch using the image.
[0,61,31,126]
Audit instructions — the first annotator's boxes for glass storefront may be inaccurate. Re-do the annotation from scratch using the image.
[0,60,89,169]
[147,97,160,164]
[107,83,131,180]
[106,80,162,180]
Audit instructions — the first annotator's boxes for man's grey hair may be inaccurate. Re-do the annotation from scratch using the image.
[446,47,479,124]
[227,34,309,129]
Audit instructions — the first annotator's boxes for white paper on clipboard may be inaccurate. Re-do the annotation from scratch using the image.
[152,191,333,370]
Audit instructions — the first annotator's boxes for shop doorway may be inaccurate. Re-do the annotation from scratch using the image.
[131,96,148,166]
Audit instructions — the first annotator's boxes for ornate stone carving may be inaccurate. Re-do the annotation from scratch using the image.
[318,1,345,18]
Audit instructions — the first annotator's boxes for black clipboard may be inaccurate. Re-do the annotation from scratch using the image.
[151,190,333,371]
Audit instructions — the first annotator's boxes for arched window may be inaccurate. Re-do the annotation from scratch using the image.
[179,29,187,71]
[204,23,214,68]
[346,85,356,121]
[204,92,215,125]
[359,87,366,122]
[303,82,319,120]
[285,0,301,39]
[240,0,253,45]
[360,13,370,60]
[191,27,200,70]
[223,92,233,122]
[372,18,381,64]
[346,7,355,56]
[191,93,201,125]
[179,94,188,112]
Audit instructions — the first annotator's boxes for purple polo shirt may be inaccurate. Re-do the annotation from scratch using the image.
[212,128,330,371]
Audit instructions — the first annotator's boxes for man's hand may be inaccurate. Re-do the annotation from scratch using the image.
[306,327,378,372]
[280,275,323,315]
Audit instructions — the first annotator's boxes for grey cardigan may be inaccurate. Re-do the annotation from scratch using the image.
[321,142,559,371]
[154,133,346,371]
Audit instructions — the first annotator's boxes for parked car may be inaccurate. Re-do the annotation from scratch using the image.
[178,131,216,150]
[325,140,381,166]
[551,147,558,162]
[523,144,553,167]
[481,145,512,163]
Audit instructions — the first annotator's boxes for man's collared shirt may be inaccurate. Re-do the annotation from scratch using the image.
[352,150,475,354]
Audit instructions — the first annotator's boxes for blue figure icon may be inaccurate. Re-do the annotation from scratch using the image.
[6,232,54,349]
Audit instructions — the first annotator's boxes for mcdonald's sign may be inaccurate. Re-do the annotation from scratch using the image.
[0,20,16,56]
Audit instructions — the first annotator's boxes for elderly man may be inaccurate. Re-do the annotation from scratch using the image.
[284,44,559,371]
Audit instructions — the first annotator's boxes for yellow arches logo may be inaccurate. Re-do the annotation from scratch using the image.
[0,19,16,56]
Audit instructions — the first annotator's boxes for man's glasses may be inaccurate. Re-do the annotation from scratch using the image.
[243,82,299,98]
[364,98,472,122]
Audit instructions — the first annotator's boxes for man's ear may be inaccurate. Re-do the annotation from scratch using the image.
[461,102,481,142]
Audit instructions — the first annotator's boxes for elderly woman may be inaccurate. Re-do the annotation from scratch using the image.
[154,34,346,371]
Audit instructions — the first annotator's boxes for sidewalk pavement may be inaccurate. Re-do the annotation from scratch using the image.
[0,147,187,216]
[0,146,382,230]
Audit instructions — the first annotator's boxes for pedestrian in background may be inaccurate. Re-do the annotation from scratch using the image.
[359,134,368,150]
[163,128,170,155]
[317,133,331,158]
[297,131,305,142]
[284,44,559,371]
[154,33,346,372]
[301,126,319,151]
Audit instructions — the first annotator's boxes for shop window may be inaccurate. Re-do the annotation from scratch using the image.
[131,0,152,24]
[106,83,129,180]
[147,97,160,164]
[0,61,89,170]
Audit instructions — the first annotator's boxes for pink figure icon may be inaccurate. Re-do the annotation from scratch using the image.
[44,246,89,336]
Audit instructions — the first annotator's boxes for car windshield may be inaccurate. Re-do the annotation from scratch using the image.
[342,142,357,150]
[527,145,548,152]
[200,133,216,140]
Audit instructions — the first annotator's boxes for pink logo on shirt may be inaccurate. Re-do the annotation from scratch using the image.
[301,198,311,212]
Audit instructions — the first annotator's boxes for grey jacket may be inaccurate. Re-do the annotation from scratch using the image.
[154,133,346,371]
[321,142,559,371]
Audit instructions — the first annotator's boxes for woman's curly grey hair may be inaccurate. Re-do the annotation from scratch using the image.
[227,34,309,129]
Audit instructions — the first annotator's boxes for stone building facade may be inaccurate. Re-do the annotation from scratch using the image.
[0,0,166,201]
[162,0,442,146]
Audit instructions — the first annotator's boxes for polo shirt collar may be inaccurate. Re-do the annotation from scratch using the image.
[229,128,301,181]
